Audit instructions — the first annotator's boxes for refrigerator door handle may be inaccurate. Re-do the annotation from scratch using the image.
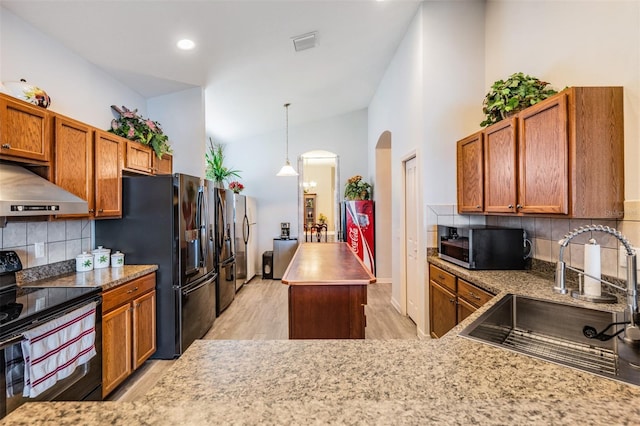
[243,214,249,244]
[216,192,225,252]
[182,273,216,296]
[197,187,206,268]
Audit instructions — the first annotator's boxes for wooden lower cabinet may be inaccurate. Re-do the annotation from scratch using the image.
[429,281,457,339]
[289,284,367,339]
[429,264,492,338]
[102,272,156,398]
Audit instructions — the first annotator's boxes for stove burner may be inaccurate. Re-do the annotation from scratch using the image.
[1,303,22,324]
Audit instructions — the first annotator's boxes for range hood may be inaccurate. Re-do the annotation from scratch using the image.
[0,163,88,217]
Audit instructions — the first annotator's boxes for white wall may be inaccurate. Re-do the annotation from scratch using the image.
[485,0,640,202]
[0,8,146,127]
[368,1,485,337]
[148,87,206,178]
[224,109,368,265]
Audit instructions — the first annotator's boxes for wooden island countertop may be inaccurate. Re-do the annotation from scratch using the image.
[282,242,375,339]
[281,242,376,285]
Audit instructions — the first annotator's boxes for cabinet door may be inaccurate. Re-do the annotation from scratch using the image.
[517,93,569,214]
[102,303,132,398]
[132,290,157,369]
[483,118,517,214]
[457,297,476,324]
[429,281,457,338]
[94,130,123,218]
[0,94,50,163]
[152,153,173,175]
[124,140,153,175]
[456,132,484,213]
[53,115,94,217]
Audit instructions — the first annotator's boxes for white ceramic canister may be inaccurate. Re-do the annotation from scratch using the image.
[76,252,94,272]
[92,246,111,269]
[111,251,125,268]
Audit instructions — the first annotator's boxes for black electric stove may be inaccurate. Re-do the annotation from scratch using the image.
[0,250,100,339]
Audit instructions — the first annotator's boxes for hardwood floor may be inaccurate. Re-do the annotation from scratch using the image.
[109,277,417,401]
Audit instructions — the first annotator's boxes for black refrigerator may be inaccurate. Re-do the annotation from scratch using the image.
[211,184,236,316]
[96,174,217,359]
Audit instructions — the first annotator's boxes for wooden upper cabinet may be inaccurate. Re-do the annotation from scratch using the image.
[517,93,569,214]
[456,86,624,218]
[53,115,94,215]
[0,93,50,163]
[124,141,153,175]
[568,87,624,219]
[94,130,123,218]
[152,153,173,175]
[484,118,517,214]
[456,132,484,213]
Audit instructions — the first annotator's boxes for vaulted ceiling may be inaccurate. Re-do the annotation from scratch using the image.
[2,0,421,141]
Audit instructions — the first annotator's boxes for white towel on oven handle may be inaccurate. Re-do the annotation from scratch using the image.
[21,301,97,398]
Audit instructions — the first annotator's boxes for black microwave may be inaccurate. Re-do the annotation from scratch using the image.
[437,225,526,270]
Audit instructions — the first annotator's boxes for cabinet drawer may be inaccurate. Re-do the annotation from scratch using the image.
[103,272,156,313]
[457,279,492,308]
[429,264,456,292]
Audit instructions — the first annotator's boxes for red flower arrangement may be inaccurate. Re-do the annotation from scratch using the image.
[229,181,244,193]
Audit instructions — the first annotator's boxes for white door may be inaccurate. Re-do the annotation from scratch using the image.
[405,156,419,321]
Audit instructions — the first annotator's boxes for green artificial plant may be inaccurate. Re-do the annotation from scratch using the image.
[205,138,241,186]
[480,72,557,127]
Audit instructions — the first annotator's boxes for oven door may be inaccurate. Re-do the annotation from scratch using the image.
[0,297,102,419]
[179,272,217,354]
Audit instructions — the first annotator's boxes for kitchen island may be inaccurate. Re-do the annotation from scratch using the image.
[4,258,640,424]
[282,242,376,339]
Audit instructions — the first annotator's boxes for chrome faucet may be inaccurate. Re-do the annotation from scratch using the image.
[554,225,640,344]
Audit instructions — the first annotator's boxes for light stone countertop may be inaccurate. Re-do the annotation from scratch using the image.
[18,265,158,291]
[3,258,640,425]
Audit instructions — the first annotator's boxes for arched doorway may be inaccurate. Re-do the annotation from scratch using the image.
[297,151,340,242]
[375,132,392,282]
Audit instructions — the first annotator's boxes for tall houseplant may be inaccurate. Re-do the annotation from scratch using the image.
[205,138,241,187]
[480,72,557,127]
[109,105,172,158]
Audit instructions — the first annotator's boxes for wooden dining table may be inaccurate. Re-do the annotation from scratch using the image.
[281,242,376,339]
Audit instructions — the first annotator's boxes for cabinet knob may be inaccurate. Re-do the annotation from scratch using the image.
[507,204,513,209]
[1,143,10,149]
[126,286,139,294]
[89,209,95,213]
[98,209,104,213]
[449,298,455,304]
[475,205,481,209]
[516,204,523,209]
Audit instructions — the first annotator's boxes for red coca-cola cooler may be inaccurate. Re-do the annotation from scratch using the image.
[341,200,375,275]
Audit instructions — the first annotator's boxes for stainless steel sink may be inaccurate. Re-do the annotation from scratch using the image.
[459,294,640,385]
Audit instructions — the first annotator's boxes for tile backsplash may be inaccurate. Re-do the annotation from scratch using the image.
[426,204,640,281]
[0,219,92,268]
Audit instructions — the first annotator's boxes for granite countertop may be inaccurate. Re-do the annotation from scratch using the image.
[18,264,158,291]
[3,259,640,425]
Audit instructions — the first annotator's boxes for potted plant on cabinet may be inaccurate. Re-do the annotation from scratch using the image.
[109,105,172,158]
[480,72,557,127]
[205,138,241,187]
[344,175,372,200]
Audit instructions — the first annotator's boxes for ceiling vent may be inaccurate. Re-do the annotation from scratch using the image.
[292,32,318,52]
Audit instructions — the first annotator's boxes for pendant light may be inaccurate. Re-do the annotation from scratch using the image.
[276,103,299,177]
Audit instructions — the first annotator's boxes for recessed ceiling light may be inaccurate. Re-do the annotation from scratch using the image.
[176,39,196,50]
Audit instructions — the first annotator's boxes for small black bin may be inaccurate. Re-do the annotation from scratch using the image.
[262,251,273,279]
